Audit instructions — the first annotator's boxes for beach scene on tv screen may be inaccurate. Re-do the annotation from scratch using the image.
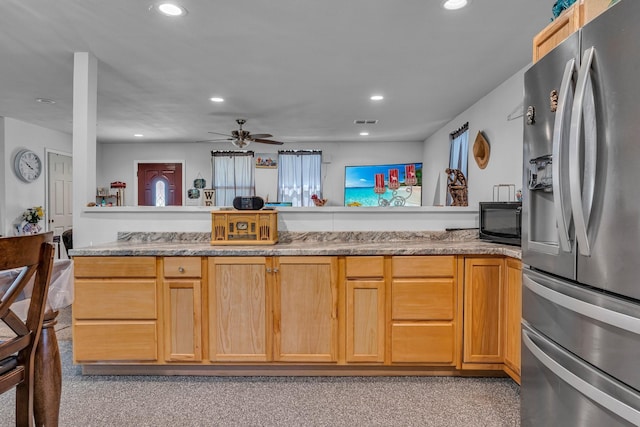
[344,163,422,207]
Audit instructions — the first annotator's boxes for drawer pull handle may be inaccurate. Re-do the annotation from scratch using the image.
[178,267,185,273]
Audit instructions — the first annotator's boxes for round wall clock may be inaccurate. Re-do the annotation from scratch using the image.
[14,149,43,183]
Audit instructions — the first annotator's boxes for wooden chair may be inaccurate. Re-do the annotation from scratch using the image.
[0,233,54,426]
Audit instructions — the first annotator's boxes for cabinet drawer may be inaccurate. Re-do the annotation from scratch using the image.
[392,279,454,320]
[74,279,157,319]
[163,257,202,278]
[74,256,156,278]
[345,256,384,278]
[74,321,157,361]
[392,256,454,278]
[391,323,455,364]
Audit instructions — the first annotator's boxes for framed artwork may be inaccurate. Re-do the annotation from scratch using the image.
[344,162,423,207]
[255,154,278,169]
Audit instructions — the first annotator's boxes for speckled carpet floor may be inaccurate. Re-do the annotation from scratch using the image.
[0,307,521,427]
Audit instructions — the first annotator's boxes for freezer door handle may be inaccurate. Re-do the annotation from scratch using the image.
[524,275,640,334]
[552,58,576,252]
[523,330,640,425]
[569,46,598,256]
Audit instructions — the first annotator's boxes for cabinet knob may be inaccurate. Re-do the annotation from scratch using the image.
[266,268,272,273]
[273,268,279,273]
[178,266,185,273]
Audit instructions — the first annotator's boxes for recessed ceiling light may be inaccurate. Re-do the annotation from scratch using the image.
[360,132,370,136]
[153,3,188,17]
[36,98,56,104]
[442,0,469,10]
[134,134,144,137]
[370,95,384,101]
[210,97,224,103]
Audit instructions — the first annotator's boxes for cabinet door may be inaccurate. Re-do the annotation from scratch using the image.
[209,257,271,362]
[346,279,385,362]
[463,257,504,365]
[532,3,580,62]
[274,256,338,362]
[163,279,202,362]
[503,258,522,382]
[345,257,385,363]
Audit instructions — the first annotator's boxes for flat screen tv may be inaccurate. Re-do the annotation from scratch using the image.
[344,162,423,207]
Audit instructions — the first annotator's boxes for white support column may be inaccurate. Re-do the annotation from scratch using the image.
[72,52,97,248]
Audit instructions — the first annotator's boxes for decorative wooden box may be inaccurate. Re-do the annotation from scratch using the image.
[210,210,278,245]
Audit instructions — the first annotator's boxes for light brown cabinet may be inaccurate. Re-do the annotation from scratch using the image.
[533,0,611,62]
[73,257,158,362]
[72,253,522,379]
[390,256,460,365]
[208,257,271,362]
[273,256,338,362]
[344,257,385,363]
[162,257,203,362]
[463,257,504,369]
[503,258,522,383]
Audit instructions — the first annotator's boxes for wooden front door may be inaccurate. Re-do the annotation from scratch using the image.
[137,163,182,206]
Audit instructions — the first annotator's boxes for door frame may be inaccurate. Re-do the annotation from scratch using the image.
[133,160,186,206]
[45,148,72,232]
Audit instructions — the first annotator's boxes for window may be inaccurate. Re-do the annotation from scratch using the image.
[212,151,255,206]
[448,123,469,206]
[277,150,322,207]
[154,180,166,206]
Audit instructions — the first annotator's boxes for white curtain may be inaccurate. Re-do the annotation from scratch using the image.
[448,129,469,206]
[277,151,322,207]
[212,151,255,206]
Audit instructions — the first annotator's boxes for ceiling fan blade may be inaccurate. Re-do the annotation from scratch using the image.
[248,133,273,139]
[207,131,233,137]
[252,138,284,145]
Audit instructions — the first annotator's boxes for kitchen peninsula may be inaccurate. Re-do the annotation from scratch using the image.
[70,230,522,383]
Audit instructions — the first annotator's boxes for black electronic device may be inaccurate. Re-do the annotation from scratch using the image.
[233,196,265,211]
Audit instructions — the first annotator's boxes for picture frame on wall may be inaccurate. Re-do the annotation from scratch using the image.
[255,154,278,169]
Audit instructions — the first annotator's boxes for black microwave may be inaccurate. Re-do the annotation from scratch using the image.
[479,202,522,246]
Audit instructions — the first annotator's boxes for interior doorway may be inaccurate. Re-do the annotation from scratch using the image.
[137,162,183,206]
[47,151,73,258]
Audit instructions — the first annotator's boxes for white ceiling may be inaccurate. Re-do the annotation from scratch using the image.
[0,0,552,145]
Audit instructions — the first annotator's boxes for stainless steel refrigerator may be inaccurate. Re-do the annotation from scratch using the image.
[522,0,640,425]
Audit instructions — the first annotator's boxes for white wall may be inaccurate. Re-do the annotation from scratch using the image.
[1,117,72,236]
[422,66,527,208]
[97,140,424,207]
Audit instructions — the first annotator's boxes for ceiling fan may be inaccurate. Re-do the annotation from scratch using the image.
[200,118,285,148]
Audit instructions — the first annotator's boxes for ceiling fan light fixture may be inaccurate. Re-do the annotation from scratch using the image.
[153,2,188,17]
[442,0,469,10]
[231,139,250,148]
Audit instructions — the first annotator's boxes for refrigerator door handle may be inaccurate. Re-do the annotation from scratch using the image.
[522,330,640,425]
[552,58,576,252]
[569,47,597,257]
[524,276,640,334]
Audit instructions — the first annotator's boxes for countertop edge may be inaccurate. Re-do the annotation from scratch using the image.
[70,242,521,259]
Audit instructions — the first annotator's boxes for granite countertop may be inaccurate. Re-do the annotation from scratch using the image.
[69,230,521,259]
